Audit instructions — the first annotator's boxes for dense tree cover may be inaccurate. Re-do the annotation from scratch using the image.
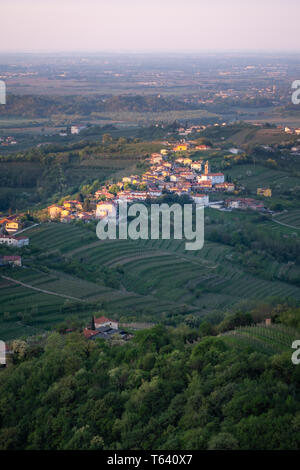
[0,323,300,450]
[0,94,196,118]
[208,222,300,279]
[0,138,156,211]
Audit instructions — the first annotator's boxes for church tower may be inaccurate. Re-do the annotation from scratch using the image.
[205,160,210,175]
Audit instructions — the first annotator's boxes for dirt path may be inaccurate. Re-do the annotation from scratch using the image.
[272,218,300,230]
[1,275,85,302]
[14,223,39,235]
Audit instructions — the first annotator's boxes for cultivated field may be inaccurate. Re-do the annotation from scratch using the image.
[2,221,300,339]
[222,323,300,355]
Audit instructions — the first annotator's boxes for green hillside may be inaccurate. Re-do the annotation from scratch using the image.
[2,219,300,340]
[222,323,300,355]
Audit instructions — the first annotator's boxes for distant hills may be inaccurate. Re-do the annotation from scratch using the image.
[0,94,195,118]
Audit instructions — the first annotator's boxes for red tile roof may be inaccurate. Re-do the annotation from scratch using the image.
[83,328,99,339]
[3,256,21,261]
[94,316,111,325]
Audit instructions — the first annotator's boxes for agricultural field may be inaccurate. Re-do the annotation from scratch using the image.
[222,323,300,356]
[2,220,300,340]
[228,127,291,146]
[273,210,300,229]
[225,164,299,194]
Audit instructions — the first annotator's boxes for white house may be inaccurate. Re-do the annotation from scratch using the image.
[94,316,118,330]
[191,194,209,206]
[0,235,29,247]
[198,173,224,185]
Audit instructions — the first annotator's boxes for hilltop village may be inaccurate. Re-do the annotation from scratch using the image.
[46,141,237,223]
[46,137,273,224]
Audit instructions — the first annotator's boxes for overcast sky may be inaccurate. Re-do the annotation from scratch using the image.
[1,0,299,53]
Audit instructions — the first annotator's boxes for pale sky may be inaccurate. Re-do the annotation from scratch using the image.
[1,0,299,53]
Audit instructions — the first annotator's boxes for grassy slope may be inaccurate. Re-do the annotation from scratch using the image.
[222,323,300,356]
[1,218,300,340]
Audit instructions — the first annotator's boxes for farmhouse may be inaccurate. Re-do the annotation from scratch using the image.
[83,316,126,341]
[5,221,21,233]
[257,188,272,197]
[0,235,29,247]
[227,198,264,211]
[94,316,119,329]
[0,255,22,267]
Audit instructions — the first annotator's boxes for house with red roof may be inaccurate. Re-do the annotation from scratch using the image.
[94,316,118,330]
[3,255,22,267]
[83,328,100,339]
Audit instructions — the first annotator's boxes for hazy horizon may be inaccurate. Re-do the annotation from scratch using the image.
[1,0,300,54]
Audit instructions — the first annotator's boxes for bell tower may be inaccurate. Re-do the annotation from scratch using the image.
[205,161,210,175]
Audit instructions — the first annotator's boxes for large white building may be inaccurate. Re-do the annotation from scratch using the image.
[197,173,225,185]
[0,235,29,247]
[191,194,209,206]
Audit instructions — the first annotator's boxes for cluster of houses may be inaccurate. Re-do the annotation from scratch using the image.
[83,316,129,341]
[284,126,300,135]
[48,199,94,223]
[47,146,236,222]
[0,136,17,146]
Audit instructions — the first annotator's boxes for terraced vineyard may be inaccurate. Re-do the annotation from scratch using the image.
[2,221,300,340]
[225,164,299,194]
[222,323,300,355]
[273,210,300,229]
